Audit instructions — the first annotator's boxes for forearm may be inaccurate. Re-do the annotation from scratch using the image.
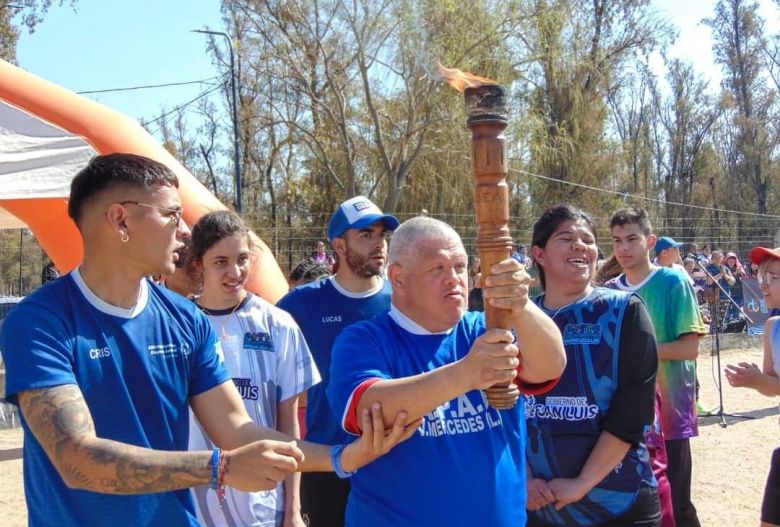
[755,374,780,397]
[511,301,566,384]
[19,385,214,494]
[575,431,631,492]
[658,335,700,361]
[356,361,469,429]
[278,398,303,515]
[58,437,212,494]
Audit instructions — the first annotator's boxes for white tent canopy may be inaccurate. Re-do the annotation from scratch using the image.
[0,99,96,229]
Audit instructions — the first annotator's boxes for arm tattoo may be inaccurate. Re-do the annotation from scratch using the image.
[19,385,211,494]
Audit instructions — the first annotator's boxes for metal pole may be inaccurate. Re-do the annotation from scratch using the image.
[193,29,242,212]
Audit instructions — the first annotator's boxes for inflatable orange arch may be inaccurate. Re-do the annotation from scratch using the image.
[0,59,288,303]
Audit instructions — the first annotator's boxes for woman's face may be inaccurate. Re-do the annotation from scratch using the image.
[199,233,252,305]
[533,219,598,294]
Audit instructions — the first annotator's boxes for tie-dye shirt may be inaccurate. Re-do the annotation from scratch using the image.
[609,266,706,439]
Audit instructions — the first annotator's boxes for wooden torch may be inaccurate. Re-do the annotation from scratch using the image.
[465,84,518,410]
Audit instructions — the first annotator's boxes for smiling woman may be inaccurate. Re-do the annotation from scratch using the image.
[524,204,661,527]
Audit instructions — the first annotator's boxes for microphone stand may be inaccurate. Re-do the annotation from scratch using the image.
[696,260,754,428]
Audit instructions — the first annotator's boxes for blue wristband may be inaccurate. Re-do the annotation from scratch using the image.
[210,448,220,489]
[330,444,357,479]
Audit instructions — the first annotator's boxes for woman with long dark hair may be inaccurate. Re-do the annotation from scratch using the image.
[525,204,661,526]
[188,210,320,527]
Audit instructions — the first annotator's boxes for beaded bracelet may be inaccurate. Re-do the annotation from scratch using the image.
[216,450,228,507]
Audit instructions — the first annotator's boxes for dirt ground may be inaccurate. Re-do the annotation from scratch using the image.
[0,346,776,526]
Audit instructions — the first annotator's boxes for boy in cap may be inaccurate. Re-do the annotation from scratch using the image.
[277,196,399,526]
[655,236,694,286]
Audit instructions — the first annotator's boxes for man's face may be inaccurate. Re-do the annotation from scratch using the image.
[340,222,389,278]
[395,235,468,332]
[119,185,189,276]
[657,247,679,267]
[611,223,652,271]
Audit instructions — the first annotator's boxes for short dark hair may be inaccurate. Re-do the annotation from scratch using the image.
[531,204,596,290]
[610,206,652,236]
[191,210,251,262]
[68,153,178,226]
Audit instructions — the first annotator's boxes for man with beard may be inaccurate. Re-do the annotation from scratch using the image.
[277,196,399,527]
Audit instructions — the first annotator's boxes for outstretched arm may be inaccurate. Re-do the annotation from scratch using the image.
[19,384,301,494]
[191,381,419,474]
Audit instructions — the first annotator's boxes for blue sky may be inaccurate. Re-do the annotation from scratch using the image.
[13,0,780,136]
[16,0,224,128]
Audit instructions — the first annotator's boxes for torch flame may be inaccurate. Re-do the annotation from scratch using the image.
[437,63,497,92]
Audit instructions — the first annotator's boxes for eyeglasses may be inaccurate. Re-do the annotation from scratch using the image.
[758,271,780,286]
[119,201,184,227]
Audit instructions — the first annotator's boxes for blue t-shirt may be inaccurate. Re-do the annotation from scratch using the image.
[328,311,527,527]
[0,271,230,527]
[526,288,656,526]
[277,277,391,444]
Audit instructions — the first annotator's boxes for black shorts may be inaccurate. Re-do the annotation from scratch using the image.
[301,471,350,527]
[762,447,780,525]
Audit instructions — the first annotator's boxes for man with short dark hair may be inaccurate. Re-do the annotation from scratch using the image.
[609,206,706,527]
[0,154,413,527]
[327,216,566,527]
[278,195,400,526]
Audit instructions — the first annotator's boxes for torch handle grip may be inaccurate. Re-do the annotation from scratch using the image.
[470,125,517,409]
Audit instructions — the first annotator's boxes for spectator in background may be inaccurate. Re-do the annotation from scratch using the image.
[594,254,623,286]
[705,251,735,310]
[684,243,699,262]
[512,244,530,267]
[311,240,336,269]
[724,252,746,323]
[701,245,712,262]
[655,237,694,286]
[160,237,202,299]
[289,258,332,289]
[40,260,59,285]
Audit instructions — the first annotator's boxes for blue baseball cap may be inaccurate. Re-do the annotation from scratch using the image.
[655,236,683,254]
[327,196,400,241]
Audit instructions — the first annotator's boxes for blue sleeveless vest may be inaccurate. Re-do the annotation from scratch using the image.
[526,287,656,526]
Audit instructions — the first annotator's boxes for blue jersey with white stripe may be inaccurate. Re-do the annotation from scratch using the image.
[0,272,230,527]
[526,287,656,526]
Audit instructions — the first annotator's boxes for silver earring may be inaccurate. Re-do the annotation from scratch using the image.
[120,232,129,243]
